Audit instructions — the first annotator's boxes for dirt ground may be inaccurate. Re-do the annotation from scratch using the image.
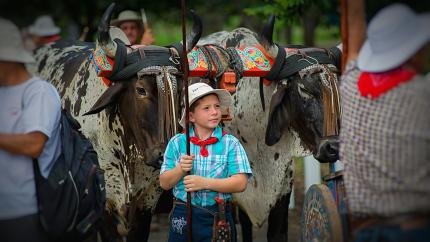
[148,158,314,242]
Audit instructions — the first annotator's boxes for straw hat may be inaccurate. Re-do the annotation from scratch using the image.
[179,83,232,128]
[111,10,141,26]
[0,18,34,63]
[28,15,60,36]
[357,4,430,72]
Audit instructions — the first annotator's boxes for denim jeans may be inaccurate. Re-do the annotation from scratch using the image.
[168,201,237,242]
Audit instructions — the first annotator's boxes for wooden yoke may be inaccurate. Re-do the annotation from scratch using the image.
[188,44,277,122]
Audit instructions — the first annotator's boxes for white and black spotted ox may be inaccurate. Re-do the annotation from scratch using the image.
[33,3,202,242]
[193,16,341,242]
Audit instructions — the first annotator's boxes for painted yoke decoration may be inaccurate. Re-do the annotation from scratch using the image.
[188,44,276,94]
[188,44,275,78]
[89,48,114,87]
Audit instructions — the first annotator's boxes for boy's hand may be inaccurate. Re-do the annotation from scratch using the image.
[179,154,194,173]
[183,175,209,192]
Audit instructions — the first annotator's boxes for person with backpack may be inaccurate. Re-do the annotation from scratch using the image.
[159,82,253,242]
[0,18,61,242]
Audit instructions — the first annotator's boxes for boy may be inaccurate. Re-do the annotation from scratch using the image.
[160,82,252,242]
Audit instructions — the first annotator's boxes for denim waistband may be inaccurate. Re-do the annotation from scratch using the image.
[174,199,232,216]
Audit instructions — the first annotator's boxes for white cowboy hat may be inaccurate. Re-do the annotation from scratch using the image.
[111,10,141,26]
[357,4,430,72]
[28,15,60,36]
[179,82,232,128]
[0,18,34,63]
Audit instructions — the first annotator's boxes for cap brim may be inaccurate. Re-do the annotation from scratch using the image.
[179,89,232,128]
[28,26,60,36]
[111,19,141,27]
[0,48,35,63]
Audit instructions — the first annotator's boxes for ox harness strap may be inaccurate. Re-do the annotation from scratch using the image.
[263,44,287,81]
[108,39,181,82]
[265,46,341,81]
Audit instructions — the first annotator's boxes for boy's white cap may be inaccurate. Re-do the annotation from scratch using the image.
[28,15,60,36]
[0,18,35,63]
[357,4,430,72]
[179,82,231,128]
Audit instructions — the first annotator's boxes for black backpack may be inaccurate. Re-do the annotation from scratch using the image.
[33,109,106,241]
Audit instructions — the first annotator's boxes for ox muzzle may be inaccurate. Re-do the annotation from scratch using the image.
[313,135,339,163]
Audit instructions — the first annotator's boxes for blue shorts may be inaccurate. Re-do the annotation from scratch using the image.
[168,200,237,242]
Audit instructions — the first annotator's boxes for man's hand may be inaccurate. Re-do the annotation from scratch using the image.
[183,175,208,192]
[140,28,155,45]
[179,154,194,173]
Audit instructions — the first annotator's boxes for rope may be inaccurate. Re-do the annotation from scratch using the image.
[298,64,341,136]
[166,70,177,135]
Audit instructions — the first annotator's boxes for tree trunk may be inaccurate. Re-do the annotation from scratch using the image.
[303,5,320,46]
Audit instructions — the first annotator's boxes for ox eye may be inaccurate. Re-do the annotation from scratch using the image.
[136,87,147,96]
[298,83,312,98]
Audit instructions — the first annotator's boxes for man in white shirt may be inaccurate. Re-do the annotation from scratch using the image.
[0,18,62,242]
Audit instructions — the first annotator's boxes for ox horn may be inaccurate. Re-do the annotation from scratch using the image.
[185,10,203,52]
[259,14,279,60]
[97,3,117,58]
[260,15,276,48]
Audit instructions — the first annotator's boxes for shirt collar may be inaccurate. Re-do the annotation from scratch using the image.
[188,125,222,140]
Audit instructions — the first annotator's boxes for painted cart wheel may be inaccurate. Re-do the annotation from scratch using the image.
[300,184,343,242]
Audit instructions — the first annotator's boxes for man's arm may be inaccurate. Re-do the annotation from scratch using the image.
[0,131,48,158]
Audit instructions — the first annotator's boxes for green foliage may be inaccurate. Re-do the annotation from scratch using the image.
[244,0,311,24]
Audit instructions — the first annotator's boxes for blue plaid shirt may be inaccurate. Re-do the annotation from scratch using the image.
[160,125,252,206]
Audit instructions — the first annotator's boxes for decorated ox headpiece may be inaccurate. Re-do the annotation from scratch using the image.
[87,3,202,114]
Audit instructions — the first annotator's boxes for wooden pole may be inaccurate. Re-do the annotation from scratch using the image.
[340,0,348,73]
[180,0,192,241]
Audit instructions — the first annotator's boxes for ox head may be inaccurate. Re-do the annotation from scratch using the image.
[85,3,202,168]
[261,16,341,162]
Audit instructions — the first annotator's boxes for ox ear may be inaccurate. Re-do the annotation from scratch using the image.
[84,82,127,116]
[265,84,289,146]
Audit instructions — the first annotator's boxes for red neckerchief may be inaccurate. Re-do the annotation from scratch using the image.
[44,35,61,43]
[186,130,227,157]
[357,66,416,99]
[190,136,218,157]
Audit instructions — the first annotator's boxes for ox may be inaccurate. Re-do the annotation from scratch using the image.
[194,16,341,241]
[33,3,202,242]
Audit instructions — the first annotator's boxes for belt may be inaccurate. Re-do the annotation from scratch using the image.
[173,198,232,209]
